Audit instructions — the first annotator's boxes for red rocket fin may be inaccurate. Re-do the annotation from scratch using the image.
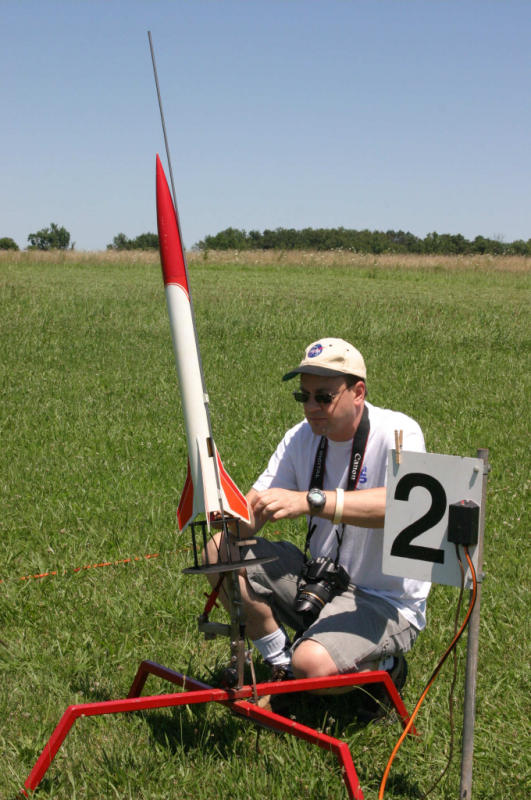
[177,450,250,533]
[216,452,251,525]
[176,459,195,532]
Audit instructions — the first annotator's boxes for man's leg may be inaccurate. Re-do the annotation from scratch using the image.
[203,532,291,666]
[291,639,394,697]
[297,587,417,674]
[291,587,417,704]
[291,639,338,678]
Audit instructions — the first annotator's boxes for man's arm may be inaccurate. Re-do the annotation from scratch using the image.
[249,486,386,529]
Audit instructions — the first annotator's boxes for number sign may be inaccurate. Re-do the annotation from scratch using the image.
[382,451,484,587]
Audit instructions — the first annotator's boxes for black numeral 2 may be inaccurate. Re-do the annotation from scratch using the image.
[390,473,447,563]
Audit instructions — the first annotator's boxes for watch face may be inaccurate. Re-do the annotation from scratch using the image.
[308,488,325,509]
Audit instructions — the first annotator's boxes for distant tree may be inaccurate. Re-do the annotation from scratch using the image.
[447,233,469,254]
[198,227,249,250]
[0,237,19,250]
[27,223,71,250]
[261,229,277,249]
[132,232,159,250]
[471,235,488,255]
[107,233,130,250]
[488,238,505,255]
[385,230,423,253]
[508,239,530,256]
[248,229,263,249]
[423,232,443,254]
[107,232,159,250]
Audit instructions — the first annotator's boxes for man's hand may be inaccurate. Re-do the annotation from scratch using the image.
[249,486,386,529]
[250,488,308,522]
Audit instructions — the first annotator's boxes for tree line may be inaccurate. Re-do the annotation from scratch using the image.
[2,224,530,256]
[197,227,531,256]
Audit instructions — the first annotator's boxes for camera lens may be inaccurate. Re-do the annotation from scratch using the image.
[294,557,350,627]
[294,580,334,624]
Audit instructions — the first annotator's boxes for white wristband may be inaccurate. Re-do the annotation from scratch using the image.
[333,488,344,525]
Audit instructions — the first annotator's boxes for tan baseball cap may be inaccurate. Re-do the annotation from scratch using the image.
[282,338,367,381]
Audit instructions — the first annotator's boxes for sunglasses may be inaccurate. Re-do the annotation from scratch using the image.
[292,388,344,405]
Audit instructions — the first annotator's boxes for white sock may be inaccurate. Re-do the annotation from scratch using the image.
[378,655,395,671]
[252,628,291,666]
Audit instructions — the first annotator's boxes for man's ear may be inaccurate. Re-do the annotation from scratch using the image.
[352,380,366,403]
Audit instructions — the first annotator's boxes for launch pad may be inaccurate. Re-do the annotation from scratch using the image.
[22,520,417,800]
[22,660,416,800]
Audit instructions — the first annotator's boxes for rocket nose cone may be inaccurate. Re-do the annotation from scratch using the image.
[155,155,189,292]
[156,153,164,181]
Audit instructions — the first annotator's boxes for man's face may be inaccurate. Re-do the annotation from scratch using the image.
[299,373,365,441]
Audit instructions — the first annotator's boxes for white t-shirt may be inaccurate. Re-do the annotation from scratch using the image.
[253,401,431,630]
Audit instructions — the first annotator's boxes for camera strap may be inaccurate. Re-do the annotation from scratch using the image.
[304,404,370,561]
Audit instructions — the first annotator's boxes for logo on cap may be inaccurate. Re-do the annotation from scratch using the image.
[308,344,323,358]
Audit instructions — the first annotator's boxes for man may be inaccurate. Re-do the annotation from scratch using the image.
[206,338,430,710]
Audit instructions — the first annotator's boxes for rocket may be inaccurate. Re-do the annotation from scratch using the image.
[155,154,250,532]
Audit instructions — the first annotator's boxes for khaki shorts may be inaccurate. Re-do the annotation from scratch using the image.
[241,537,418,672]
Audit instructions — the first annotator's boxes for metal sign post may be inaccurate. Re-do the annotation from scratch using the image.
[383,447,489,800]
[460,448,489,800]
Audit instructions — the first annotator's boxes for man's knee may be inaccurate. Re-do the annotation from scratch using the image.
[291,639,339,679]
[202,532,250,591]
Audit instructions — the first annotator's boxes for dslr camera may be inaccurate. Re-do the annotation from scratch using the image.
[294,556,350,626]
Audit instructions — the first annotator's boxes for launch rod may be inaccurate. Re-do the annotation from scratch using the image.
[147,30,179,219]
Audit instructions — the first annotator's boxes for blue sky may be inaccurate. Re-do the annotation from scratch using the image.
[2,0,530,251]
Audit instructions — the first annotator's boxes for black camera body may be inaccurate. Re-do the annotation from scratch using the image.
[294,556,350,626]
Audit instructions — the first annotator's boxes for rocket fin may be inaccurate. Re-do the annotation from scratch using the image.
[176,459,195,532]
[216,450,251,525]
[195,437,251,528]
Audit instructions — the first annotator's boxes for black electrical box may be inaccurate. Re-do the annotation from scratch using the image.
[447,500,479,546]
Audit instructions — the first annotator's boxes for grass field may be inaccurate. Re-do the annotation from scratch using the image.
[1,250,529,799]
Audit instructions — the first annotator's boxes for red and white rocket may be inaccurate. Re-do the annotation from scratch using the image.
[155,154,250,532]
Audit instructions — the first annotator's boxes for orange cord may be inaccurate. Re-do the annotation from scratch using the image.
[378,547,478,799]
[0,548,190,585]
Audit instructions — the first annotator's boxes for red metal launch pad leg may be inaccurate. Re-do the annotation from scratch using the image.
[23,660,417,799]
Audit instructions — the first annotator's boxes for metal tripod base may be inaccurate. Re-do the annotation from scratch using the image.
[22,659,417,800]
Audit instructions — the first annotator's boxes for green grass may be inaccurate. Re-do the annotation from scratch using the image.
[1,251,530,799]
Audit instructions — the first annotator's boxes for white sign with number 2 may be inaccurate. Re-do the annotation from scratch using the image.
[382,451,484,588]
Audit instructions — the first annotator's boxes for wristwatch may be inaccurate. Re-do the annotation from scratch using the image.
[307,487,326,513]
